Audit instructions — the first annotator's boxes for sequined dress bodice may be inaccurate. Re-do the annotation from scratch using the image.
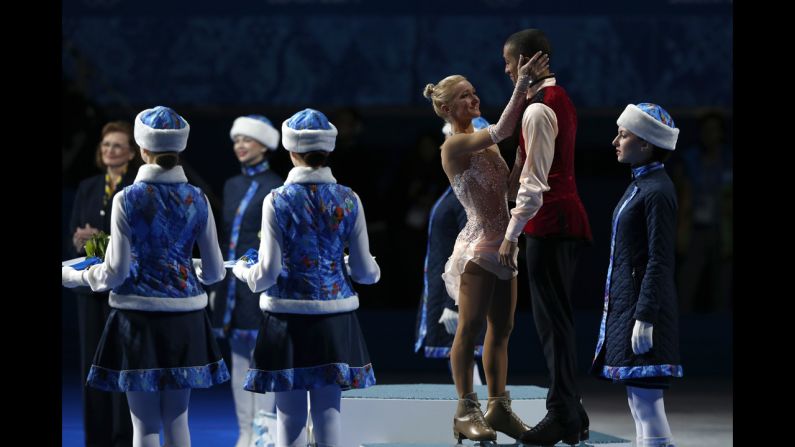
[450,149,510,245]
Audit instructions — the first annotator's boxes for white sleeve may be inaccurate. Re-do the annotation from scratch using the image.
[504,103,557,242]
[241,194,284,293]
[83,193,131,291]
[196,194,226,285]
[347,193,381,284]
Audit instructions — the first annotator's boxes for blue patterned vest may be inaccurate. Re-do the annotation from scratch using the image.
[114,182,207,298]
[265,183,359,304]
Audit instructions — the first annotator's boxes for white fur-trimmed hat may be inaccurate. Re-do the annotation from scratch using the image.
[134,106,190,153]
[281,108,337,153]
[616,103,679,151]
[230,115,280,150]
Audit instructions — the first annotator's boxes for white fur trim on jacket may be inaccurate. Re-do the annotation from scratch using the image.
[259,294,359,314]
[284,166,337,185]
[134,165,188,184]
[109,292,208,311]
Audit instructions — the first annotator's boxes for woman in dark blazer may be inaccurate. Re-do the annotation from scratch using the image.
[590,103,683,447]
[68,120,140,447]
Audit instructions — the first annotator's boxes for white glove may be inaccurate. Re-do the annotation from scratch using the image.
[207,289,217,312]
[232,260,249,283]
[192,258,203,278]
[631,320,654,355]
[344,254,377,279]
[62,266,86,288]
[438,308,459,335]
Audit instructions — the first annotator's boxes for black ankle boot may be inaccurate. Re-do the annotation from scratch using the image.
[578,400,590,441]
[519,410,581,446]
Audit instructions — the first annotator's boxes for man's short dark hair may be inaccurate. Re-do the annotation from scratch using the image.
[505,29,552,59]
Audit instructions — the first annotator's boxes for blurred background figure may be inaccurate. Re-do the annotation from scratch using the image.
[68,120,140,447]
[674,109,732,314]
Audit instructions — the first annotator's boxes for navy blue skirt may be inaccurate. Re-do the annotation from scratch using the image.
[244,310,376,393]
[87,308,230,392]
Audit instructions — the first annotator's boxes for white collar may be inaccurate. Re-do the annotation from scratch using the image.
[134,164,188,184]
[284,166,337,185]
[527,76,557,98]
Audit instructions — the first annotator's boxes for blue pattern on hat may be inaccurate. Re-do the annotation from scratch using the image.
[140,106,187,129]
[636,103,675,128]
[286,109,332,130]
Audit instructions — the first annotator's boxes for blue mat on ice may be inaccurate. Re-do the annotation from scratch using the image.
[362,429,627,445]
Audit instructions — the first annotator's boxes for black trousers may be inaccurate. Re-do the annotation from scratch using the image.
[524,237,586,420]
[76,291,132,447]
